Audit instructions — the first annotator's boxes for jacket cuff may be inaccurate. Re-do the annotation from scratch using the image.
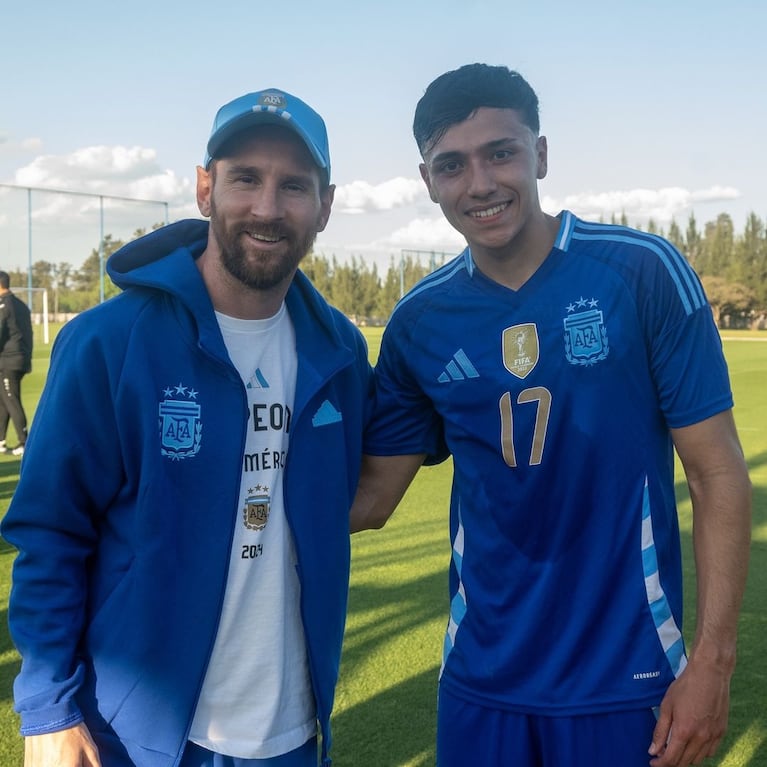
[18,704,83,737]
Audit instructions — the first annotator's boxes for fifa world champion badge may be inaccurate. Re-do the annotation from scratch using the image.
[159,383,202,460]
[563,297,609,366]
[502,323,539,379]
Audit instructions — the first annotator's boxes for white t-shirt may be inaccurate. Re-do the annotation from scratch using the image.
[189,304,315,758]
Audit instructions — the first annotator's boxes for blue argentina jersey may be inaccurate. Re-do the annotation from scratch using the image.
[365,211,732,715]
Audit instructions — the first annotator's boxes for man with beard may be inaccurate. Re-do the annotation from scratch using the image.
[2,88,373,767]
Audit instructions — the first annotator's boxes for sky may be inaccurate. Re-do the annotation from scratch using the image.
[1,0,765,275]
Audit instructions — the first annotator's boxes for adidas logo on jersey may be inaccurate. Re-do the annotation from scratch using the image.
[438,349,479,383]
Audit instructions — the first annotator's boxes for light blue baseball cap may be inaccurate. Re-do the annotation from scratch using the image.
[204,88,330,182]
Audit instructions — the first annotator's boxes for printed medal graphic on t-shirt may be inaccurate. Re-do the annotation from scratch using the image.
[244,484,270,530]
[159,382,202,460]
[563,297,609,366]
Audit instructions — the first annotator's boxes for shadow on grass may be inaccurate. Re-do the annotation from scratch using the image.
[343,570,445,656]
[332,666,439,767]
[334,507,447,766]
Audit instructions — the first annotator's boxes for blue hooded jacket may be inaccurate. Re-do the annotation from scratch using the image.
[2,219,373,766]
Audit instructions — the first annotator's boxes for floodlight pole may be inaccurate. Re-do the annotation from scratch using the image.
[99,196,105,303]
[27,188,33,307]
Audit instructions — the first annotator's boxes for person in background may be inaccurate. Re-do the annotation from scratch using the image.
[0,270,33,456]
[2,87,372,767]
[352,63,752,767]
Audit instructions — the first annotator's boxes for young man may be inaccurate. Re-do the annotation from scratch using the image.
[0,270,33,455]
[2,88,373,767]
[353,64,752,767]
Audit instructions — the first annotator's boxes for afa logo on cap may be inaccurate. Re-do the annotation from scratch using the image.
[260,92,287,108]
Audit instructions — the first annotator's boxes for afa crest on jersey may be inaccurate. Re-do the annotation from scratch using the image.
[158,382,202,460]
[563,298,609,366]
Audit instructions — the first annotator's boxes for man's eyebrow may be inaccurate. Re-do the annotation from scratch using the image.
[429,137,522,166]
[224,165,315,185]
[225,164,259,176]
[429,149,464,166]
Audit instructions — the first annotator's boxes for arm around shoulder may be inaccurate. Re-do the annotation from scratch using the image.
[350,453,426,533]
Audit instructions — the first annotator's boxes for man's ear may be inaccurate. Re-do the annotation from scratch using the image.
[196,165,212,217]
[316,184,335,233]
[420,163,438,203]
[536,136,548,180]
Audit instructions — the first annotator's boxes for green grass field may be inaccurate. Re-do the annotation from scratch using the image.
[0,325,765,766]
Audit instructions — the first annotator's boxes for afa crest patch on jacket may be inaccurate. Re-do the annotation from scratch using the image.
[159,382,202,460]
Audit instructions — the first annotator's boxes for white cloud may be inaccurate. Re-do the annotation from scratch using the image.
[543,185,741,225]
[6,145,195,232]
[13,145,192,205]
[690,186,740,203]
[17,145,158,187]
[334,177,426,214]
[376,216,465,251]
[128,172,194,206]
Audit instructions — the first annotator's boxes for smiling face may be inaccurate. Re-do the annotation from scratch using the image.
[420,107,550,269]
[196,125,333,314]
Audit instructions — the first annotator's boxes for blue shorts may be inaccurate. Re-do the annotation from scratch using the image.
[179,738,317,767]
[437,685,658,767]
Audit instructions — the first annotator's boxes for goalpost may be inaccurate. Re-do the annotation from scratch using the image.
[22,287,49,345]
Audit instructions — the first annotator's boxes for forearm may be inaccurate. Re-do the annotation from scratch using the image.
[688,465,752,667]
[350,453,426,533]
[671,411,752,665]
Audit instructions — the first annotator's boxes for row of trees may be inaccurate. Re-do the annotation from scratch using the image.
[7,211,767,327]
[627,211,767,328]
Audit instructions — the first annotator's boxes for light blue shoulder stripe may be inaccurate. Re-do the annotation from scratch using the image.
[571,221,705,316]
[390,251,469,317]
[555,210,577,250]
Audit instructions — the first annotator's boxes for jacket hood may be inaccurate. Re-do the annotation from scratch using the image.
[107,219,209,292]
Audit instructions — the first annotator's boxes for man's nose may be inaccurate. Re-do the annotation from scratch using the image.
[466,161,497,198]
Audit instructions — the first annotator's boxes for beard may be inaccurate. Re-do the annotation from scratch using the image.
[209,200,317,291]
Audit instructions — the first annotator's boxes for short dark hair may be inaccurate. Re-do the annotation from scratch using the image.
[413,63,540,155]
[0,271,9,290]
